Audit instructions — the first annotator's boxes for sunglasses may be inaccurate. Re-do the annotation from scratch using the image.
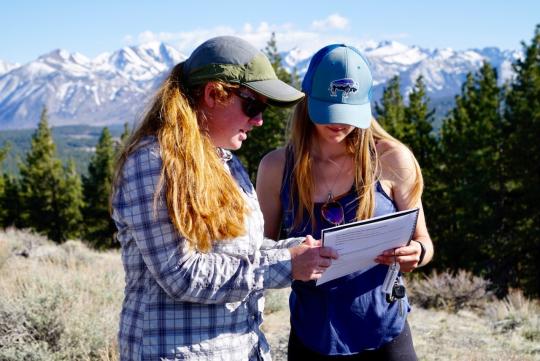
[230,88,268,118]
[321,194,345,226]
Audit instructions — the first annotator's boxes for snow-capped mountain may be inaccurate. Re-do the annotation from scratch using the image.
[282,41,519,100]
[0,60,20,76]
[0,41,520,130]
[0,42,184,129]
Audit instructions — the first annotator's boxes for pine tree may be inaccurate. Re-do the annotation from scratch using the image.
[0,143,7,166]
[19,107,64,240]
[116,122,131,154]
[403,76,437,171]
[0,144,9,226]
[19,107,83,242]
[264,32,292,84]
[503,25,540,296]
[1,175,23,228]
[375,75,406,138]
[83,127,117,248]
[235,32,297,181]
[59,160,84,240]
[434,63,506,285]
[401,77,439,269]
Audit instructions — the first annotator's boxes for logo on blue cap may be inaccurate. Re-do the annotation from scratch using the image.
[329,78,359,99]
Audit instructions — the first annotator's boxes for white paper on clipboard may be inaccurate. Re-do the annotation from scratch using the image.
[316,208,419,286]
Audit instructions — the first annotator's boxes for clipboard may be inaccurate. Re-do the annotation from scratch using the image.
[317,208,419,286]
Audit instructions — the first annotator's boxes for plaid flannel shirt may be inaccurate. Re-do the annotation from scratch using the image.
[112,137,301,361]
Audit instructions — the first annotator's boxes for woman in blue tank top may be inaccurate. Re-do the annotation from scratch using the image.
[256,44,434,360]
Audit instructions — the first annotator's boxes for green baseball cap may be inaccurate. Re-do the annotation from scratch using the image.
[182,36,304,107]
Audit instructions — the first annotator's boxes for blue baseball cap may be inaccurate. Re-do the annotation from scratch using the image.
[302,44,373,129]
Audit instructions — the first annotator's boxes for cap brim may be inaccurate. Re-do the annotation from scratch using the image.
[307,97,372,129]
[243,79,305,107]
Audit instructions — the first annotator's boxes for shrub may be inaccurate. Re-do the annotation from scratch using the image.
[407,269,494,312]
[0,238,9,269]
[0,229,122,361]
[264,288,290,314]
[2,227,50,255]
[0,273,67,360]
[486,288,540,339]
[0,341,51,361]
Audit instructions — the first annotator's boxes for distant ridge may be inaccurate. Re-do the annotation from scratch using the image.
[0,41,520,130]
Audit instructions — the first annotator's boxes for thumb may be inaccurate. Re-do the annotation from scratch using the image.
[304,235,321,247]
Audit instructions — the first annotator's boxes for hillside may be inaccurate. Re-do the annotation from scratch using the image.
[0,124,127,175]
[0,229,538,360]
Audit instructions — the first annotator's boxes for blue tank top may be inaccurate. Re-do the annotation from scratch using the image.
[280,149,410,355]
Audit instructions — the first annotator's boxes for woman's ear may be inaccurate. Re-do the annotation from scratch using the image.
[202,82,217,109]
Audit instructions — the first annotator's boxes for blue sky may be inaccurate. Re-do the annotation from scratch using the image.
[1,0,538,64]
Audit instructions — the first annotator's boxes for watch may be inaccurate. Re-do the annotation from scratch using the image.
[412,240,426,266]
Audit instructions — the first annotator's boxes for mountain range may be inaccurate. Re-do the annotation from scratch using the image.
[0,41,521,130]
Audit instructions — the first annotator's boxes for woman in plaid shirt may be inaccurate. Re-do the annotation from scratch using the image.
[111,36,338,361]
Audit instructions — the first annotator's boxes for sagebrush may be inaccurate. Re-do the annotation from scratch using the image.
[406,269,494,312]
[0,229,122,361]
[2,230,539,361]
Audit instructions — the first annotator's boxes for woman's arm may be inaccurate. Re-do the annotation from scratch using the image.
[118,146,292,304]
[256,148,339,286]
[374,140,434,271]
[118,146,332,303]
[256,147,287,240]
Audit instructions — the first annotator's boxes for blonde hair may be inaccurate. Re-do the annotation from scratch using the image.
[288,99,423,229]
[112,63,248,252]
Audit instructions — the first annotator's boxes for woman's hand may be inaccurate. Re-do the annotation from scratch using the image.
[374,241,423,272]
[289,235,339,281]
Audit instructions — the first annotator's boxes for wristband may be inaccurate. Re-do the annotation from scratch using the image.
[412,240,426,266]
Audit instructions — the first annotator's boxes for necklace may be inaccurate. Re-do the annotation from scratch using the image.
[317,155,347,202]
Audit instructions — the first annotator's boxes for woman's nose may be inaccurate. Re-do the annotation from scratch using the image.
[249,113,264,127]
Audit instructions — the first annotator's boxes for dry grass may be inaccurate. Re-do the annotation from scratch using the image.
[0,229,123,361]
[263,291,540,361]
[410,306,539,361]
[406,269,494,312]
[263,271,540,361]
[1,229,539,361]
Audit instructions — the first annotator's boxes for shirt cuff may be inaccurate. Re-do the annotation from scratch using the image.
[261,236,304,249]
[258,248,292,290]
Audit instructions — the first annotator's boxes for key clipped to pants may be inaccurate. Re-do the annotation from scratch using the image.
[382,251,407,315]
